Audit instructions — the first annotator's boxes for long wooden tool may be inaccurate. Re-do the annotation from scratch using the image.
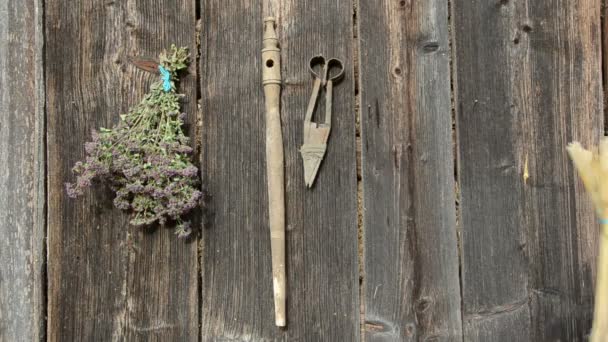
[262,16,286,327]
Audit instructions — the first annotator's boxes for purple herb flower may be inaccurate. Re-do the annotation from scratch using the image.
[180,165,199,177]
[65,183,81,198]
[175,221,192,239]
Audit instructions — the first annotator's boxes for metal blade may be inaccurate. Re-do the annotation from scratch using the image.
[300,145,327,188]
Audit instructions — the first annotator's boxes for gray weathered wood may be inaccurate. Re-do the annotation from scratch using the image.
[279,1,359,338]
[358,0,462,341]
[199,0,359,339]
[453,0,603,340]
[604,0,608,134]
[46,1,198,340]
[0,0,45,341]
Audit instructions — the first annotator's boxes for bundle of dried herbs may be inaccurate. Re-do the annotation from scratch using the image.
[66,45,201,238]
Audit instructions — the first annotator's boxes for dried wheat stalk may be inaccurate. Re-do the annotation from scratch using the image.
[567,138,608,341]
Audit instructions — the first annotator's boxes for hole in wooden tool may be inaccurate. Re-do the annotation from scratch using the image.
[266,59,274,68]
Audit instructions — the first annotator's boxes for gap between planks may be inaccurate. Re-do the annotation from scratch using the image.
[352,1,366,341]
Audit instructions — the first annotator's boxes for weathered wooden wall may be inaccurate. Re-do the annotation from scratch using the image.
[453,0,603,340]
[358,0,462,340]
[0,0,604,341]
[46,0,198,340]
[0,0,45,341]
[199,0,359,340]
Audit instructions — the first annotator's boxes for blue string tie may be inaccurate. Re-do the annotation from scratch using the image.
[159,66,172,92]
[601,218,608,225]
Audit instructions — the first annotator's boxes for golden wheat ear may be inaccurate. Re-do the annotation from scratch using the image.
[599,139,608,213]
[568,140,605,217]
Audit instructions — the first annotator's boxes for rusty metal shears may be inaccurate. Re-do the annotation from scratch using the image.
[300,55,345,187]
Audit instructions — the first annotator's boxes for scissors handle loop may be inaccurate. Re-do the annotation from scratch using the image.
[309,55,345,85]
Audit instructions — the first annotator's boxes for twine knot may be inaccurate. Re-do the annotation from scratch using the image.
[159,66,172,92]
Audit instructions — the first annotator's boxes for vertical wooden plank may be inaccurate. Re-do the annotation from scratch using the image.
[604,0,608,133]
[0,0,45,340]
[46,1,198,341]
[453,0,603,340]
[280,0,359,339]
[199,0,359,340]
[199,3,271,338]
[358,0,462,341]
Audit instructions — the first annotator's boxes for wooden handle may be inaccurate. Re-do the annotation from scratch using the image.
[262,17,286,327]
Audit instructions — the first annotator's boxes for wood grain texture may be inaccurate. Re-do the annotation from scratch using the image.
[604,0,608,133]
[199,0,359,340]
[453,0,603,340]
[358,1,462,341]
[46,1,198,341]
[0,0,45,341]
[279,0,359,339]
